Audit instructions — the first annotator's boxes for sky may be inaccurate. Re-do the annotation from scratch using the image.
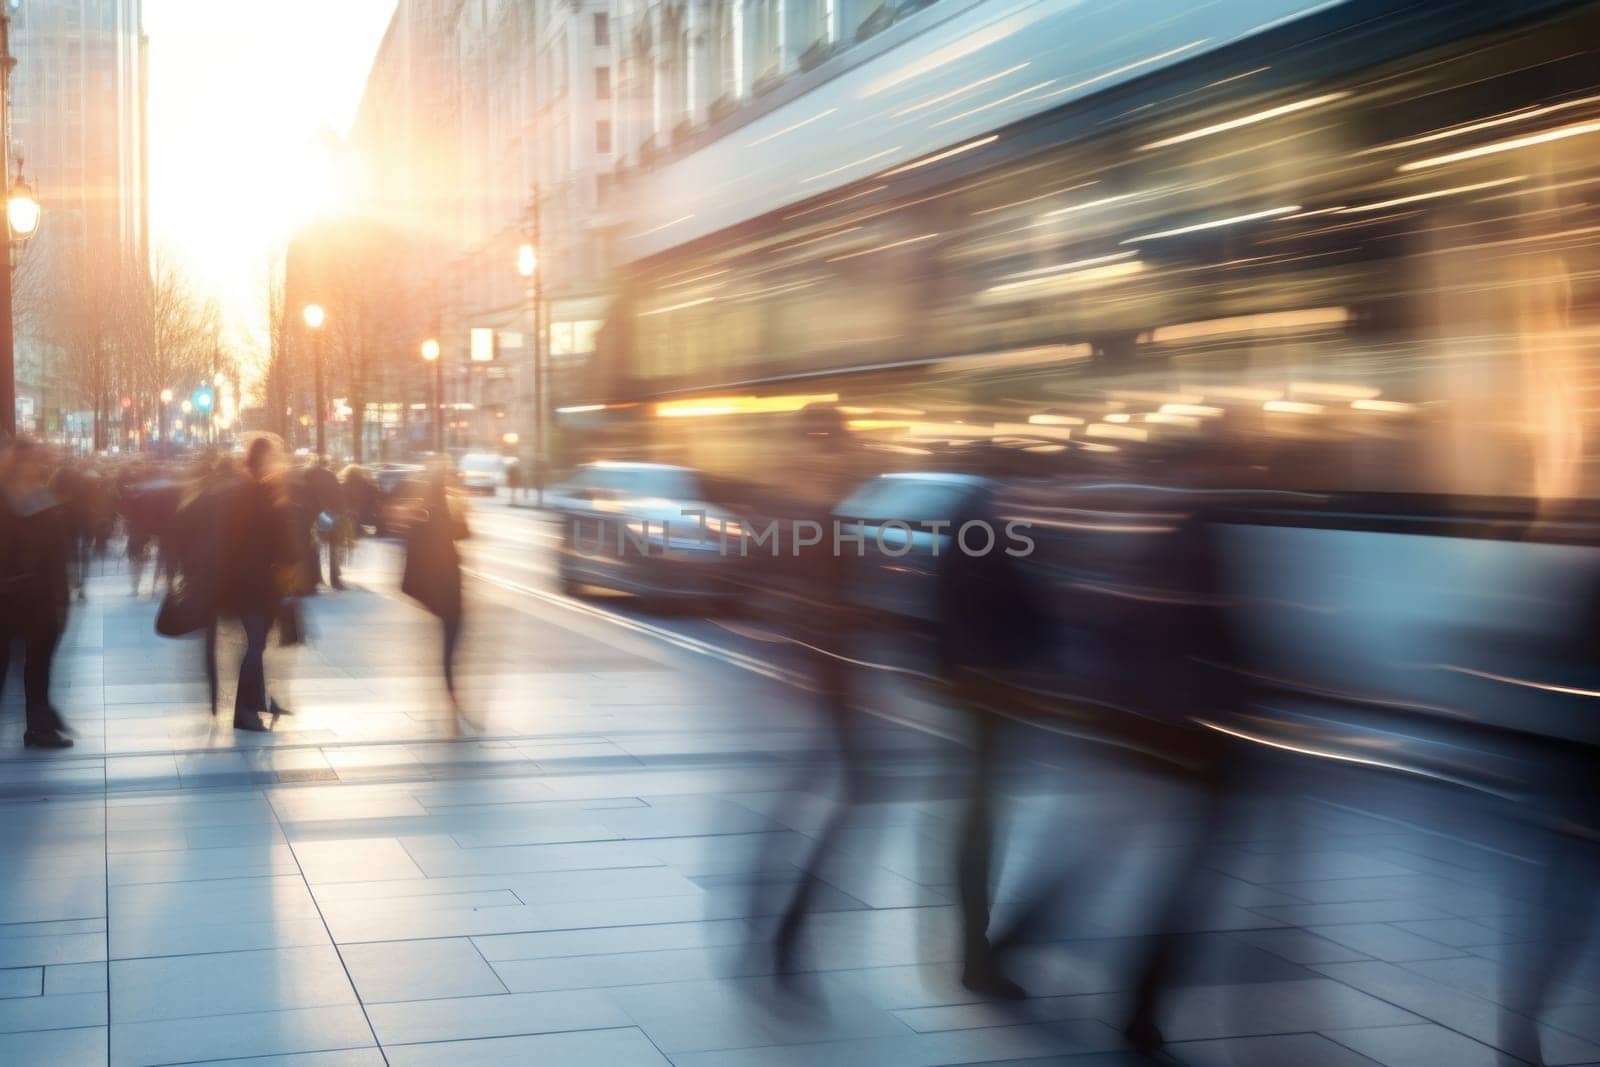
[144,0,397,371]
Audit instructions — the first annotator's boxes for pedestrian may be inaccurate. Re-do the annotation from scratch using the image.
[506,458,525,504]
[400,465,470,729]
[169,454,240,716]
[306,456,346,590]
[217,435,297,732]
[936,482,1056,1000]
[0,438,74,749]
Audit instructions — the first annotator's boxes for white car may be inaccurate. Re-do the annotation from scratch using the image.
[549,462,748,600]
[457,452,512,495]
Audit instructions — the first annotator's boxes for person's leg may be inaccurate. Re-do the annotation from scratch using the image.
[773,674,861,973]
[204,619,219,716]
[441,615,462,700]
[328,537,343,589]
[234,611,269,729]
[958,698,1023,998]
[22,621,67,740]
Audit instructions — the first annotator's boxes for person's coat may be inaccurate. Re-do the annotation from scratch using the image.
[401,483,468,623]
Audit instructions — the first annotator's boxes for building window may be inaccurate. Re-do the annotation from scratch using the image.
[596,119,612,154]
[595,66,611,100]
[593,13,609,46]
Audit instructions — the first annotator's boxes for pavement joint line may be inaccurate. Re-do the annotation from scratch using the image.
[1315,798,1541,866]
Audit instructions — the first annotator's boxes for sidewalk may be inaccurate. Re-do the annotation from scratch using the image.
[3,548,1600,1065]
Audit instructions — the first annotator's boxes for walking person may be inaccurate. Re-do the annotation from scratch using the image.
[306,456,346,590]
[400,466,470,729]
[0,439,74,749]
[218,436,296,732]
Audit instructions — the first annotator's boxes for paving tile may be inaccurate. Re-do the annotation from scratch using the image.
[609,972,908,1053]
[1327,1023,1523,1066]
[44,961,107,994]
[1148,979,1421,1042]
[0,930,106,968]
[383,1026,670,1067]
[1307,923,1464,962]
[111,916,333,960]
[1171,1032,1382,1067]
[365,988,630,1046]
[290,839,425,883]
[111,945,356,1023]
[667,1020,1127,1067]
[0,990,108,1033]
[110,1003,375,1067]
[474,917,757,962]
[0,1024,108,1065]
[1230,928,1371,965]
[183,1051,387,1067]
[1314,960,1600,1065]
[0,964,42,998]
[341,937,506,1002]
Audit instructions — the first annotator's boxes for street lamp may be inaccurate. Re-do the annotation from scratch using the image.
[303,303,326,457]
[421,337,443,453]
[0,153,42,438]
[157,388,174,455]
[6,178,39,241]
[517,232,545,507]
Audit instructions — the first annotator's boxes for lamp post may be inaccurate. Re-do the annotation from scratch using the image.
[157,387,173,454]
[0,5,41,440]
[420,337,442,453]
[1,152,42,440]
[518,224,544,507]
[303,303,326,457]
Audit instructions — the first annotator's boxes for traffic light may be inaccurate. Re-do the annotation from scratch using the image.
[192,384,215,413]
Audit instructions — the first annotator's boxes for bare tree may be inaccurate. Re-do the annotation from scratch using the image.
[121,252,218,448]
[257,253,296,440]
[288,218,421,463]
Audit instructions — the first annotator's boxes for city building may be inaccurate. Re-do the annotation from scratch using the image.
[336,0,958,458]
[8,0,148,436]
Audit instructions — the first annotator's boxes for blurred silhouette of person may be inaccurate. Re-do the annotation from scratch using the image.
[340,464,377,542]
[506,458,525,504]
[937,482,1054,1000]
[172,454,240,716]
[765,495,859,978]
[123,464,179,598]
[0,439,74,748]
[1499,581,1600,1066]
[401,467,470,727]
[306,456,346,590]
[219,436,296,732]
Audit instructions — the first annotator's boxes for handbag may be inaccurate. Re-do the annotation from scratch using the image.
[155,583,210,637]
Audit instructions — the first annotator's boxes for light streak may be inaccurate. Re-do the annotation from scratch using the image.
[1399,120,1600,171]
[1140,91,1349,150]
[746,107,838,147]
[1123,204,1300,243]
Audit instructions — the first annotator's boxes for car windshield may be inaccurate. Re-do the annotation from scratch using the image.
[580,467,702,501]
[836,477,975,523]
[458,455,503,473]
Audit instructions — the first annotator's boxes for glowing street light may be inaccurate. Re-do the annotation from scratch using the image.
[303,304,327,456]
[516,242,537,279]
[159,388,174,404]
[6,177,39,240]
[421,338,443,452]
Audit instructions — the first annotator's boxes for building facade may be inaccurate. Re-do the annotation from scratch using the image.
[340,0,948,456]
[8,0,148,436]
